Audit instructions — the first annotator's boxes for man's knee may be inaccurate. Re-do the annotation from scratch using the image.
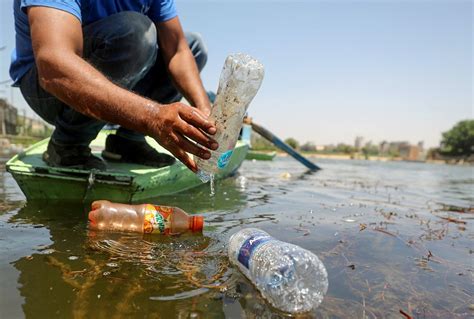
[186,32,208,71]
[109,12,157,57]
[84,11,158,86]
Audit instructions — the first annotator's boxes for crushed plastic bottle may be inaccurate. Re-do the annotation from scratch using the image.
[228,228,328,313]
[196,53,264,182]
[88,200,203,235]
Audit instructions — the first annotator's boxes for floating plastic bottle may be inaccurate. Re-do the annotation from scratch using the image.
[196,53,264,182]
[88,200,203,235]
[228,228,328,313]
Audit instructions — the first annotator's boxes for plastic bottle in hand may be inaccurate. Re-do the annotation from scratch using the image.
[228,228,328,313]
[88,200,204,235]
[195,53,264,182]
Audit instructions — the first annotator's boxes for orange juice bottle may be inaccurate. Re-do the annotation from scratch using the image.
[88,200,203,235]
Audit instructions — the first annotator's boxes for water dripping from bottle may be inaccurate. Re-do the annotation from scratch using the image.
[209,173,215,197]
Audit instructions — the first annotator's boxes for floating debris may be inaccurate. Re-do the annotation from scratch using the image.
[68,256,79,261]
[437,204,474,214]
[40,249,55,255]
[280,172,291,179]
[399,309,413,319]
[439,216,466,224]
[372,227,397,237]
[294,226,311,236]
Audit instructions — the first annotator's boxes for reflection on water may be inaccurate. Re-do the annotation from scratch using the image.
[1,157,473,318]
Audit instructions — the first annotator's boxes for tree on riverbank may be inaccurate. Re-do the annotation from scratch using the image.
[284,138,299,150]
[251,133,277,151]
[440,120,474,156]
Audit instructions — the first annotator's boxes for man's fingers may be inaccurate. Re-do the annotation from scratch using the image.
[179,106,216,135]
[167,143,197,172]
[177,120,218,150]
[197,103,211,118]
[176,133,211,160]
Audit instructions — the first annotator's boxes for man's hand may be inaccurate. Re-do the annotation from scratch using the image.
[148,102,217,172]
[195,98,212,118]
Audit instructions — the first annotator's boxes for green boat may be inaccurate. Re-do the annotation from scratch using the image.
[245,150,277,161]
[6,129,250,203]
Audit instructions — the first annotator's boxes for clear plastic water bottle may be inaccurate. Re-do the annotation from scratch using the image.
[196,53,264,182]
[88,200,204,235]
[228,228,328,313]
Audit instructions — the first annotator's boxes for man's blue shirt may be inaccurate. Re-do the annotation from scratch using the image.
[10,0,178,85]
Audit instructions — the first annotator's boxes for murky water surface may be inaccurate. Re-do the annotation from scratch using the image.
[1,156,473,318]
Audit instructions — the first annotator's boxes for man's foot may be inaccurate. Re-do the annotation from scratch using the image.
[102,134,176,168]
[43,139,107,170]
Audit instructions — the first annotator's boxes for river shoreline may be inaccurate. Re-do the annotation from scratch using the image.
[269,151,474,166]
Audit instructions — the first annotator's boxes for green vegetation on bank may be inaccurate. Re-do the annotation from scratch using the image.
[284,138,299,150]
[440,120,474,156]
[250,134,277,151]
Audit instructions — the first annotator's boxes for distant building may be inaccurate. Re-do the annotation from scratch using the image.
[354,136,364,151]
[300,142,316,152]
[18,115,51,137]
[399,144,421,161]
[301,142,324,152]
[417,141,424,153]
[379,141,389,155]
[378,140,425,160]
[389,141,410,156]
[0,99,18,135]
[324,144,336,152]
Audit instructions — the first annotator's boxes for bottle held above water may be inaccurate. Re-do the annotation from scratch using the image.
[228,228,328,314]
[196,53,264,182]
[88,200,203,235]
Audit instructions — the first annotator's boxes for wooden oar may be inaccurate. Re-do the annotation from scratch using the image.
[245,118,321,171]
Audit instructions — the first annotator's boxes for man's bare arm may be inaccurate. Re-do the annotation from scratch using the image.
[156,17,211,116]
[28,7,217,172]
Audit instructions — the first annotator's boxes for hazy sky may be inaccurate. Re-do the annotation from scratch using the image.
[0,0,472,147]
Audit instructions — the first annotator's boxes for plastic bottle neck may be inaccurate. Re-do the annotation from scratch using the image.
[188,215,204,232]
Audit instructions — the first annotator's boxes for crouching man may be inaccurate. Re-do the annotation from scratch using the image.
[10,0,218,172]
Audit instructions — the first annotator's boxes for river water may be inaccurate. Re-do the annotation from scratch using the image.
[0,156,472,318]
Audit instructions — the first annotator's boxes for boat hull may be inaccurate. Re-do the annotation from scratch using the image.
[6,131,249,202]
